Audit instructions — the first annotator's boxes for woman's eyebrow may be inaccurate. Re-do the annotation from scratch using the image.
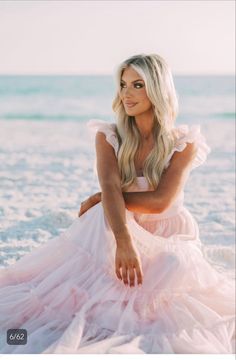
[120,79,144,83]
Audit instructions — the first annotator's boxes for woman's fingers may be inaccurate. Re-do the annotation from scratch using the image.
[78,199,91,217]
[78,202,84,217]
[128,267,135,287]
[118,263,143,287]
[135,261,143,285]
[78,207,84,217]
[78,198,92,217]
[115,269,122,281]
[115,259,122,280]
[115,249,143,287]
[122,266,128,286]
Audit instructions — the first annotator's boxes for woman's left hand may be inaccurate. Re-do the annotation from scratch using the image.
[78,192,101,217]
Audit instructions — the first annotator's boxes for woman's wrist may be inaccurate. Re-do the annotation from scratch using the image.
[114,226,132,246]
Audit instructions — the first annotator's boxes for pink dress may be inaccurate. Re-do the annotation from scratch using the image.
[0,120,235,354]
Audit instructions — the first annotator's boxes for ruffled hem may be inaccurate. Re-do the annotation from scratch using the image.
[2,265,233,354]
[165,124,211,170]
[41,305,235,354]
[0,202,235,354]
[2,267,234,354]
[64,310,235,354]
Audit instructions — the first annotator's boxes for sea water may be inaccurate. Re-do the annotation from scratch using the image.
[0,75,235,278]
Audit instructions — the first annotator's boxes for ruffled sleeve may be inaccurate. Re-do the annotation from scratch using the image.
[164,124,211,171]
[87,119,119,156]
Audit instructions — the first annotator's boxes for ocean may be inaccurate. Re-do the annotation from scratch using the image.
[0,75,235,278]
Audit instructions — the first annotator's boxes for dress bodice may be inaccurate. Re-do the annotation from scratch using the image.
[87,119,211,173]
[87,119,211,221]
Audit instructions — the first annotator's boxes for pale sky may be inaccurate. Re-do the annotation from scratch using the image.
[0,0,235,75]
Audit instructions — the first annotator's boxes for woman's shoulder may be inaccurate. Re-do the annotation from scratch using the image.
[87,119,117,132]
[166,123,211,171]
[87,119,119,155]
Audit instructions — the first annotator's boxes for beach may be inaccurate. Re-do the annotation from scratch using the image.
[0,75,235,279]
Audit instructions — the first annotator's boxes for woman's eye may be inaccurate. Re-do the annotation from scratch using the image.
[120,82,143,89]
[134,83,143,89]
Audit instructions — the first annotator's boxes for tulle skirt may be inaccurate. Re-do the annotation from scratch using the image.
[0,203,235,353]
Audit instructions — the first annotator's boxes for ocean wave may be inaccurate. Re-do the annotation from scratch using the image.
[0,113,96,122]
[1,111,235,122]
[213,112,235,120]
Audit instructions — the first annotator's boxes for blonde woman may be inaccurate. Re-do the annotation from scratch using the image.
[0,54,235,354]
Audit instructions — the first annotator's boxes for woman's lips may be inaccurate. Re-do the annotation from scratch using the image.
[124,102,138,108]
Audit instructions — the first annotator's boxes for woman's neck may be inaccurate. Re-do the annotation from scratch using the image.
[134,111,154,142]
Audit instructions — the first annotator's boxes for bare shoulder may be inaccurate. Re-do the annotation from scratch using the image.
[95,131,121,187]
[96,130,114,148]
[95,131,118,161]
[170,142,197,166]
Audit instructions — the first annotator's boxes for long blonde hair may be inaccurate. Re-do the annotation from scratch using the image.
[112,53,179,191]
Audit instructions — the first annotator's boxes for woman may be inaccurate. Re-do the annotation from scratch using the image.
[0,54,235,354]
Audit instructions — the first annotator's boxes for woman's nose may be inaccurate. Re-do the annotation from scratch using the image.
[123,86,133,97]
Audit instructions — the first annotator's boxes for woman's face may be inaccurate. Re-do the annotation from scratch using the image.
[119,66,153,117]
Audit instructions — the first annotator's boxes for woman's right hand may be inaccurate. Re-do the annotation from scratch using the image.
[115,235,143,288]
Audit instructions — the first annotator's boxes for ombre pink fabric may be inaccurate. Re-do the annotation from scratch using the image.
[0,120,235,354]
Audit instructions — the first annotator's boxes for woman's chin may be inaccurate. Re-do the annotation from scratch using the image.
[125,109,140,116]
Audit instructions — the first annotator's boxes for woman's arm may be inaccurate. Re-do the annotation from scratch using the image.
[95,131,143,287]
[95,131,130,242]
[85,142,197,215]
[123,142,197,213]
[79,142,197,216]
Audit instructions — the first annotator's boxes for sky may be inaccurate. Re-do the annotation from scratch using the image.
[0,0,235,75]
